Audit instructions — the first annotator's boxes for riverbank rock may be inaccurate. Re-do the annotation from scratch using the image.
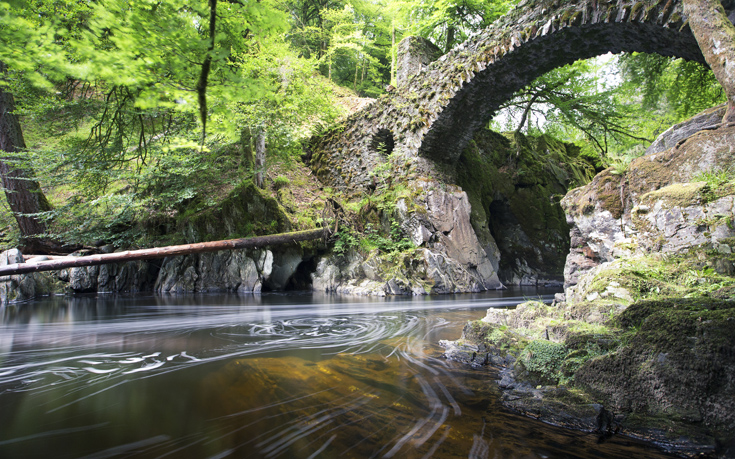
[154,247,309,294]
[562,120,735,300]
[445,108,735,457]
[0,250,60,303]
[454,130,599,287]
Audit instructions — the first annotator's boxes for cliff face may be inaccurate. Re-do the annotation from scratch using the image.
[455,130,599,286]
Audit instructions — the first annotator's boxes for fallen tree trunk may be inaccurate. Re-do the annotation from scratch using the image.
[0,228,326,277]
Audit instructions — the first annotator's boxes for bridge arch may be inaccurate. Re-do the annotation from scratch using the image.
[416,0,707,162]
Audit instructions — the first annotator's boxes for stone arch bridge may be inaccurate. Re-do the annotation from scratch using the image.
[307,0,722,193]
[305,0,732,294]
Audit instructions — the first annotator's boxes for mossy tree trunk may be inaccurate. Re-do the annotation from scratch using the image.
[684,0,735,122]
[0,61,55,252]
[254,128,266,189]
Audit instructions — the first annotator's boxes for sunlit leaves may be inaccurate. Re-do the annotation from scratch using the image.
[390,0,518,52]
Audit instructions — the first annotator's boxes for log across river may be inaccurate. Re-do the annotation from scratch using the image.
[0,228,326,277]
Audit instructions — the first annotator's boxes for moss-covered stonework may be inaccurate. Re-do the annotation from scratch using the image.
[454,130,599,285]
[396,37,443,87]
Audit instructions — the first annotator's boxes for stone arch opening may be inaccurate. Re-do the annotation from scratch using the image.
[418,6,708,162]
[370,129,395,156]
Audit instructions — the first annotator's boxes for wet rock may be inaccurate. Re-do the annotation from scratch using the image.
[155,249,264,293]
[265,248,303,290]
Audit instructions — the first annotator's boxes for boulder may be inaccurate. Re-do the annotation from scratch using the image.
[645,104,725,156]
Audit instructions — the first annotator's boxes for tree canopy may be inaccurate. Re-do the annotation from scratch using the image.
[0,0,730,250]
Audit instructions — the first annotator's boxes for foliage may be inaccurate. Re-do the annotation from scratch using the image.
[619,53,725,119]
[0,0,731,250]
[520,340,569,384]
[287,0,392,96]
[692,167,735,188]
[333,227,359,255]
[495,58,647,157]
[391,0,517,53]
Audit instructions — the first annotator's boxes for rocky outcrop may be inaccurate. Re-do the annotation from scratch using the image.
[455,130,599,286]
[0,246,314,303]
[0,250,60,304]
[155,247,306,294]
[645,104,726,155]
[576,298,735,447]
[562,121,735,300]
[312,181,503,295]
[443,296,735,456]
[443,110,735,456]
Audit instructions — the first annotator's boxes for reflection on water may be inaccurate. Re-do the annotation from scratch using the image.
[0,290,675,458]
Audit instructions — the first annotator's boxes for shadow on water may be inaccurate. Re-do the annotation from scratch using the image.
[0,289,677,458]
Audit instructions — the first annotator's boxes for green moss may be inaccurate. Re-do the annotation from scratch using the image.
[630,2,645,19]
[519,340,569,385]
[595,172,625,218]
[639,181,707,208]
[174,181,291,243]
[667,11,682,26]
[453,130,598,280]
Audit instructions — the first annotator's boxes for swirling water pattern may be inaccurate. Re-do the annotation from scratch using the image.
[0,291,675,458]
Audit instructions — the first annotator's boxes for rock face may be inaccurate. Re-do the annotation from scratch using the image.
[311,181,503,295]
[575,298,735,444]
[455,130,599,287]
[0,250,59,304]
[0,246,314,304]
[562,122,735,300]
[645,104,726,155]
[309,128,598,295]
[155,248,306,294]
[442,108,735,456]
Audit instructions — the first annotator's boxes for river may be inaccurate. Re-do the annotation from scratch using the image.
[0,289,677,458]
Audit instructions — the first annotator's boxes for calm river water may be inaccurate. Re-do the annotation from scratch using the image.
[0,289,676,458]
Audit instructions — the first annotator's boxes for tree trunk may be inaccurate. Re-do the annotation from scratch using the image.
[0,62,54,252]
[0,228,326,276]
[195,0,218,143]
[254,128,266,188]
[391,21,396,85]
[683,0,735,122]
[445,25,456,54]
